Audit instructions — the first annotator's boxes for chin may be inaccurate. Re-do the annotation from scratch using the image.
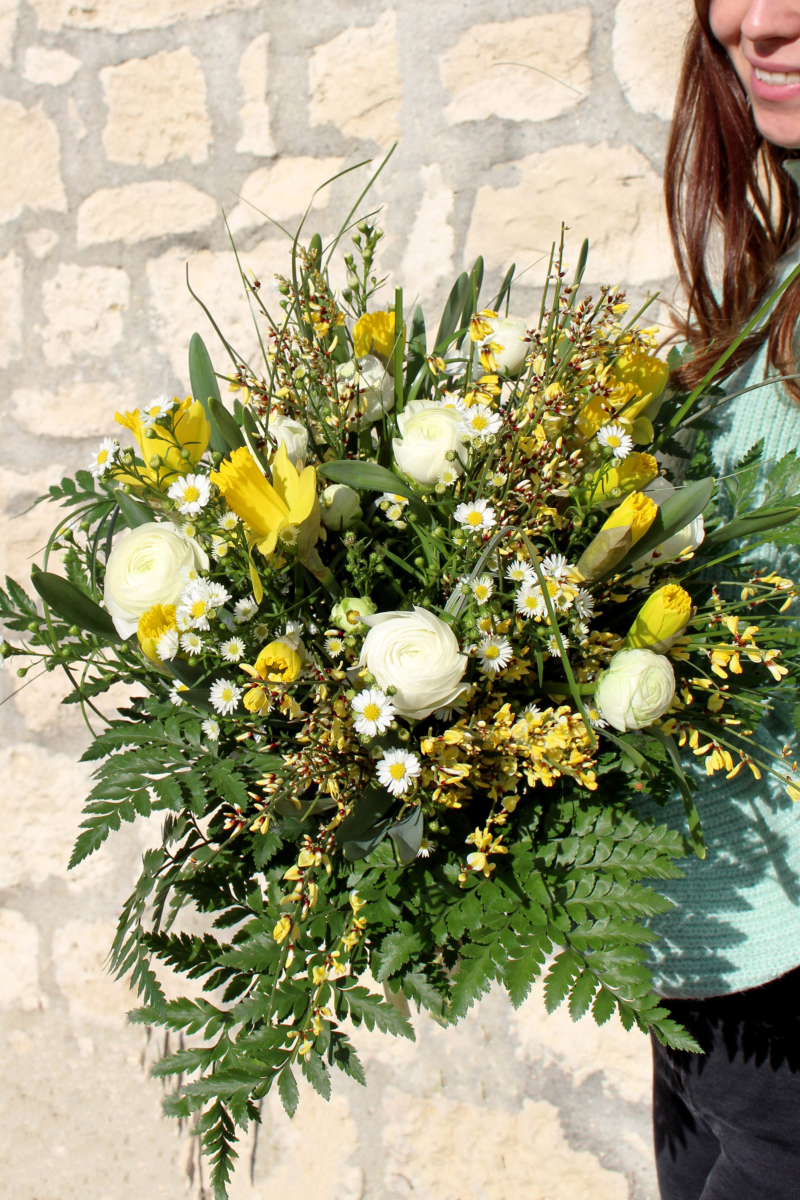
[751,104,800,150]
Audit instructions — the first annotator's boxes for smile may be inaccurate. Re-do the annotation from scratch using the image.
[754,67,800,86]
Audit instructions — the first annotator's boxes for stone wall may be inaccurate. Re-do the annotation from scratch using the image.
[0,1,693,1196]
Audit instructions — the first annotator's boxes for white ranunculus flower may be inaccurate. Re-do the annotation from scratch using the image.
[266,413,308,467]
[631,477,705,571]
[357,606,469,720]
[480,316,529,376]
[320,483,363,531]
[104,524,209,638]
[337,355,394,427]
[594,648,676,733]
[392,399,465,487]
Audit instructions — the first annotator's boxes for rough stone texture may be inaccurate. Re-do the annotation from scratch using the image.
[100,47,213,167]
[0,0,696,1194]
[613,0,695,121]
[440,10,593,125]
[77,180,218,246]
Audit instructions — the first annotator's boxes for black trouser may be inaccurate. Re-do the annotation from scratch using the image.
[652,966,800,1199]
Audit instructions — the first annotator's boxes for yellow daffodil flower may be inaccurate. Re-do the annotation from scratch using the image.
[211,443,320,558]
[613,349,670,403]
[591,452,659,499]
[576,491,658,582]
[136,603,177,665]
[625,584,692,653]
[116,398,211,487]
[601,491,658,544]
[353,310,397,359]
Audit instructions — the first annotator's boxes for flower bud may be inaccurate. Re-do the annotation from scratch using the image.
[625,584,692,654]
[594,648,676,732]
[575,492,658,582]
[320,483,363,532]
[330,595,377,630]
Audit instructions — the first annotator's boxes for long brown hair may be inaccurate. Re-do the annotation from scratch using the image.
[667,0,800,396]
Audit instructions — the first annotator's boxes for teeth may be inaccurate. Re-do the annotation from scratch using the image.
[755,66,800,85]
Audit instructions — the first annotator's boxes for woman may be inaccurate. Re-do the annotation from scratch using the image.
[648,2,800,1197]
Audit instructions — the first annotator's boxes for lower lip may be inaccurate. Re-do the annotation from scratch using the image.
[751,66,800,101]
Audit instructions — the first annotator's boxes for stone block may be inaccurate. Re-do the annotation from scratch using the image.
[0,910,42,1011]
[236,31,275,157]
[100,46,212,167]
[25,228,59,259]
[228,156,345,232]
[77,181,218,247]
[28,0,259,33]
[40,263,130,366]
[0,0,16,66]
[309,10,401,146]
[613,0,695,120]
[52,920,133,1025]
[399,163,455,307]
[0,98,66,224]
[146,238,288,385]
[440,10,592,125]
[0,465,68,586]
[8,380,136,439]
[0,250,22,369]
[464,142,673,286]
[23,44,81,84]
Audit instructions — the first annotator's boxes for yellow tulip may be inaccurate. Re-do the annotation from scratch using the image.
[254,640,304,683]
[353,310,397,360]
[576,492,658,582]
[625,584,693,653]
[601,491,658,546]
[592,452,659,499]
[116,398,211,487]
[613,350,670,404]
[210,443,320,558]
[137,603,177,664]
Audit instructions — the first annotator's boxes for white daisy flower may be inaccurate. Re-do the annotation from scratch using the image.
[437,464,460,487]
[168,683,187,706]
[597,423,633,459]
[285,620,303,637]
[325,636,345,657]
[351,688,396,738]
[90,438,118,478]
[471,575,494,604]
[175,611,192,632]
[180,631,204,654]
[515,584,541,620]
[541,553,572,581]
[167,473,211,516]
[459,404,502,441]
[220,637,246,663]
[182,523,197,540]
[522,705,541,724]
[454,499,496,531]
[208,582,231,609]
[506,558,536,586]
[386,503,406,522]
[547,633,570,657]
[179,564,202,585]
[209,678,242,716]
[417,839,432,858]
[178,582,212,631]
[437,394,467,414]
[381,492,409,508]
[218,512,241,533]
[210,535,229,560]
[139,394,174,428]
[253,622,271,643]
[571,619,591,640]
[489,471,506,487]
[234,596,258,624]
[202,717,220,741]
[156,629,179,661]
[574,588,595,620]
[376,749,421,796]
[587,706,608,729]
[477,635,513,674]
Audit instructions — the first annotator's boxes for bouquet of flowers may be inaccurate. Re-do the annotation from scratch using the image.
[4,174,800,1194]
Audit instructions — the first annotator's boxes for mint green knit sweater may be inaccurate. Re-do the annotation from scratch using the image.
[642,255,800,999]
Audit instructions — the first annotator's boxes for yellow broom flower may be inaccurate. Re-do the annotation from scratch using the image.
[116,398,211,487]
[210,443,320,558]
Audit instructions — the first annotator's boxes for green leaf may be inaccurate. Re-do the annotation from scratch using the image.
[209,397,246,453]
[612,476,715,579]
[316,460,433,524]
[301,1051,332,1100]
[592,985,617,1026]
[491,263,516,313]
[277,1065,299,1117]
[648,728,705,859]
[704,503,800,547]
[543,950,580,1013]
[568,969,598,1020]
[31,568,122,642]
[376,929,421,981]
[434,271,470,355]
[388,806,423,864]
[113,489,155,528]
[189,332,227,454]
[334,984,415,1039]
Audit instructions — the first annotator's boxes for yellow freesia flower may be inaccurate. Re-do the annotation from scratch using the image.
[353,310,396,359]
[592,452,659,499]
[625,583,692,653]
[137,603,177,664]
[210,443,320,558]
[115,398,211,488]
[601,491,658,546]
